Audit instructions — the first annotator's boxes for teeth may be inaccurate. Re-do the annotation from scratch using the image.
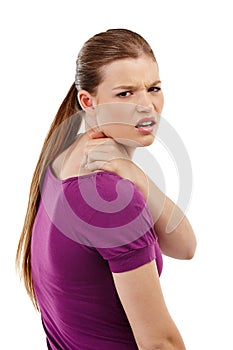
[136,121,154,128]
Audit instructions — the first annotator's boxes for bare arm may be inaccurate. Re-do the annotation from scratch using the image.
[132,166,197,259]
[112,260,186,350]
[81,134,197,259]
[79,134,190,348]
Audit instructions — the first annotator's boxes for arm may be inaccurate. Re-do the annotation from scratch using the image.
[81,135,197,259]
[113,260,186,350]
[92,168,186,349]
[131,164,197,259]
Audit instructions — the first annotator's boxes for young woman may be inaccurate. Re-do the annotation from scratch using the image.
[16,28,196,350]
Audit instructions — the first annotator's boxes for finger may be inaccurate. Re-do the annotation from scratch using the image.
[88,150,114,163]
[85,137,113,147]
[80,153,87,167]
[84,139,115,153]
[85,160,108,172]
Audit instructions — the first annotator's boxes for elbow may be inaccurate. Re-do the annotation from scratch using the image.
[181,228,197,260]
[154,338,186,350]
[185,239,197,260]
[139,340,185,350]
[162,240,197,260]
[139,334,186,350]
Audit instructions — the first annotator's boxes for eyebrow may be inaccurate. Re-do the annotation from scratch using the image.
[112,80,161,90]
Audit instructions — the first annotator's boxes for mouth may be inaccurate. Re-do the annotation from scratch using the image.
[135,117,157,134]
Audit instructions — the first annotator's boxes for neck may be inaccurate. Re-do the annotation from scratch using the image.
[124,145,135,159]
[83,128,136,160]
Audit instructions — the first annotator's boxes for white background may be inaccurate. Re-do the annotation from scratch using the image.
[1,0,232,349]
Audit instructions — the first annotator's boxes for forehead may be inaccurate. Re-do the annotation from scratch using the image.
[100,56,159,86]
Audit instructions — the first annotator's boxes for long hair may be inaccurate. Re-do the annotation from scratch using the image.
[16,28,157,309]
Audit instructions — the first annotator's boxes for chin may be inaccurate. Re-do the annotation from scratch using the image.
[136,134,155,147]
[103,126,156,148]
[114,134,155,148]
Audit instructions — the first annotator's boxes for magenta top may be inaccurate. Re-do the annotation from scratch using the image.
[31,164,163,350]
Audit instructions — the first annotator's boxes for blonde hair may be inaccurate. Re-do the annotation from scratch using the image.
[16,28,157,308]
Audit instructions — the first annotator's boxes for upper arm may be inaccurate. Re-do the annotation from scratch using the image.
[91,173,184,347]
[112,260,186,350]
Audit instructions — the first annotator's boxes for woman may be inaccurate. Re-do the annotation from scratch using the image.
[16,29,196,350]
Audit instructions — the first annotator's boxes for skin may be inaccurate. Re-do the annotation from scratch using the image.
[79,55,164,156]
[51,54,193,348]
[75,55,196,259]
[53,55,196,259]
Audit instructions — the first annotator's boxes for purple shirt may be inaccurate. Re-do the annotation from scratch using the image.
[31,164,163,350]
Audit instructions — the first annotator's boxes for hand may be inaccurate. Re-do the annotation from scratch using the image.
[80,135,196,259]
[81,131,146,185]
[81,131,129,173]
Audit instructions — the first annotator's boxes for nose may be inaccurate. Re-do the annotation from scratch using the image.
[136,104,153,113]
[136,92,154,113]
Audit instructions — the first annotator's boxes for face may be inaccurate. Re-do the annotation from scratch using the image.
[83,55,164,147]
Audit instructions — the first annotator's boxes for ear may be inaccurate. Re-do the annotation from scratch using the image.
[77,90,95,110]
[78,89,99,131]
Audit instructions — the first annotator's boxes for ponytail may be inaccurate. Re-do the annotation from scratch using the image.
[16,28,158,309]
[16,82,82,309]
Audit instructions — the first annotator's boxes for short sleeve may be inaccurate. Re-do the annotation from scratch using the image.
[100,231,157,273]
[89,172,159,273]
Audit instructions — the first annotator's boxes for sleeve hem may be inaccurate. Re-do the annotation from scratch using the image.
[108,243,156,273]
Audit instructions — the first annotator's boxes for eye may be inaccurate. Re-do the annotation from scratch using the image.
[148,86,161,93]
[117,91,132,97]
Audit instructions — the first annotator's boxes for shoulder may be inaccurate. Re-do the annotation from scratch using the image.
[93,171,146,208]
[87,171,155,248]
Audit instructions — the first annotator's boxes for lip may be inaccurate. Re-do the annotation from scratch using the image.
[135,116,156,128]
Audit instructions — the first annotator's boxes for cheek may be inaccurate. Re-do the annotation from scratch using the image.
[102,124,154,147]
[96,103,136,128]
[158,93,164,111]
[101,123,132,138]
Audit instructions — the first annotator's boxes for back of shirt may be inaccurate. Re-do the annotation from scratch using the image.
[31,165,163,350]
